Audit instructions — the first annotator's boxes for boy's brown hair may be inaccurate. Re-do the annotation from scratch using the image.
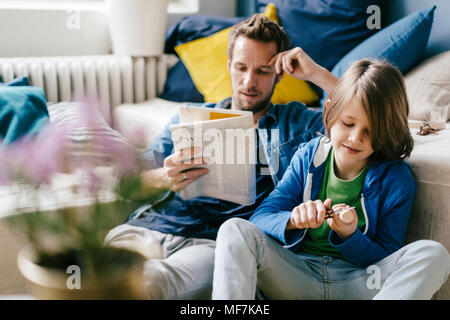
[323,59,414,161]
[227,14,291,61]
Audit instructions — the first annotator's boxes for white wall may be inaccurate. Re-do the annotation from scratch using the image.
[0,9,111,57]
[167,0,236,30]
[0,0,236,57]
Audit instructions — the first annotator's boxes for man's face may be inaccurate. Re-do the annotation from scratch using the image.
[228,36,280,113]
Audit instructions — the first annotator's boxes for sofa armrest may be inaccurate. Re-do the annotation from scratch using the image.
[113,98,186,149]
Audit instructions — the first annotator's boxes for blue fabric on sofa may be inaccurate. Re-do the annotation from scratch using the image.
[318,6,436,108]
[331,6,436,78]
[256,0,383,71]
[162,15,245,103]
[161,1,382,103]
[160,60,205,103]
[164,15,244,55]
[0,78,49,145]
[0,76,30,87]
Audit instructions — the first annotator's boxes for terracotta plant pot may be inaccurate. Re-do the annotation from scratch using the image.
[17,245,147,300]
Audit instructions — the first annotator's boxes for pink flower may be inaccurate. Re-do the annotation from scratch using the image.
[2,125,70,186]
[0,143,12,185]
[0,97,138,194]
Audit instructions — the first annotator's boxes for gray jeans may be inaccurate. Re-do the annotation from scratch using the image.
[104,224,216,299]
[212,218,450,300]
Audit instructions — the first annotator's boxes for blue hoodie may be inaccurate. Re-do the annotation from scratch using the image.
[250,136,417,267]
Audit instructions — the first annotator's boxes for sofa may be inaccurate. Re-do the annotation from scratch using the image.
[0,0,449,299]
[113,1,450,299]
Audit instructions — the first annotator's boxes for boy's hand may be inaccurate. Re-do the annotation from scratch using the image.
[327,204,358,240]
[286,198,332,231]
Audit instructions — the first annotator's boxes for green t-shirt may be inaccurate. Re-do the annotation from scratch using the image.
[299,148,367,259]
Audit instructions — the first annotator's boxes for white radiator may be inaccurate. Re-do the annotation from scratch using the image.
[0,55,177,124]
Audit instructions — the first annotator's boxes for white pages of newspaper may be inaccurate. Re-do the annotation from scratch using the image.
[169,105,256,205]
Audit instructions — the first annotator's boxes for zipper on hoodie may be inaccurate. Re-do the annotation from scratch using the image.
[360,194,369,234]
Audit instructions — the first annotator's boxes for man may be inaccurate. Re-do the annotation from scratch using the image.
[104,14,337,299]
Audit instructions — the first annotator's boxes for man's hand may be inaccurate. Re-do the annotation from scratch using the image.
[270,47,319,81]
[286,199,332,230]
[269,47,338,94]
[327,203,358,240]
[160,146,209,192]
[137,147,209,199]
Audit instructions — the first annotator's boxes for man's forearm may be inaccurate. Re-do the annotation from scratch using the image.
[311,66,338,94]
[136,168,169,200]
[119,167,169,201]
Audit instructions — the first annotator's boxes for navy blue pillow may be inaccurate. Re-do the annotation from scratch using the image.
[162,15,245,103]
[165,15,244,54]
[256,0,383,71]
[160,60,204,102]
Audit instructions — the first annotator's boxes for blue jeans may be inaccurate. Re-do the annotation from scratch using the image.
[212,218,450,300]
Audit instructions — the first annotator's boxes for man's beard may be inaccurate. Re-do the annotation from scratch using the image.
[234,85,276,114]
[237,94,271,114]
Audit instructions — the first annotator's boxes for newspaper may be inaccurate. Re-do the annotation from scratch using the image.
[169,106,256,205]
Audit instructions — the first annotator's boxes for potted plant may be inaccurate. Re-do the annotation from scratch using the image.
[106,0,169,56]
[1,103,155,299]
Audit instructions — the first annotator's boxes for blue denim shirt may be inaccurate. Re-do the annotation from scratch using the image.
[127,97,323,240]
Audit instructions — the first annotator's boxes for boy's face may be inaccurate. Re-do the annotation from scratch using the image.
[228,36,281,114]
[330,97,374,179]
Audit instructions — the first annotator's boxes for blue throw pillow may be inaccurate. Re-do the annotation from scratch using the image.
[331,6,436,78]
[162,15,245,103]
[160,60,204,103]
[0,76,30,87]
[257,0,382,71]
[320,6,436,109]
[0,86,49,145]
[165,15,244,55]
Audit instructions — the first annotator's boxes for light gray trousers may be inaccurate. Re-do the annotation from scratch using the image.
[212,218,450,300]
[104,224,216,299]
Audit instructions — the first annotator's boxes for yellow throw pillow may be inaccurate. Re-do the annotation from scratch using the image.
[175,4,319,105]
[264,2,279,22]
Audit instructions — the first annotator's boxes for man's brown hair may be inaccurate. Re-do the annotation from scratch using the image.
[323,59,414,162]
[227,14,291,61]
